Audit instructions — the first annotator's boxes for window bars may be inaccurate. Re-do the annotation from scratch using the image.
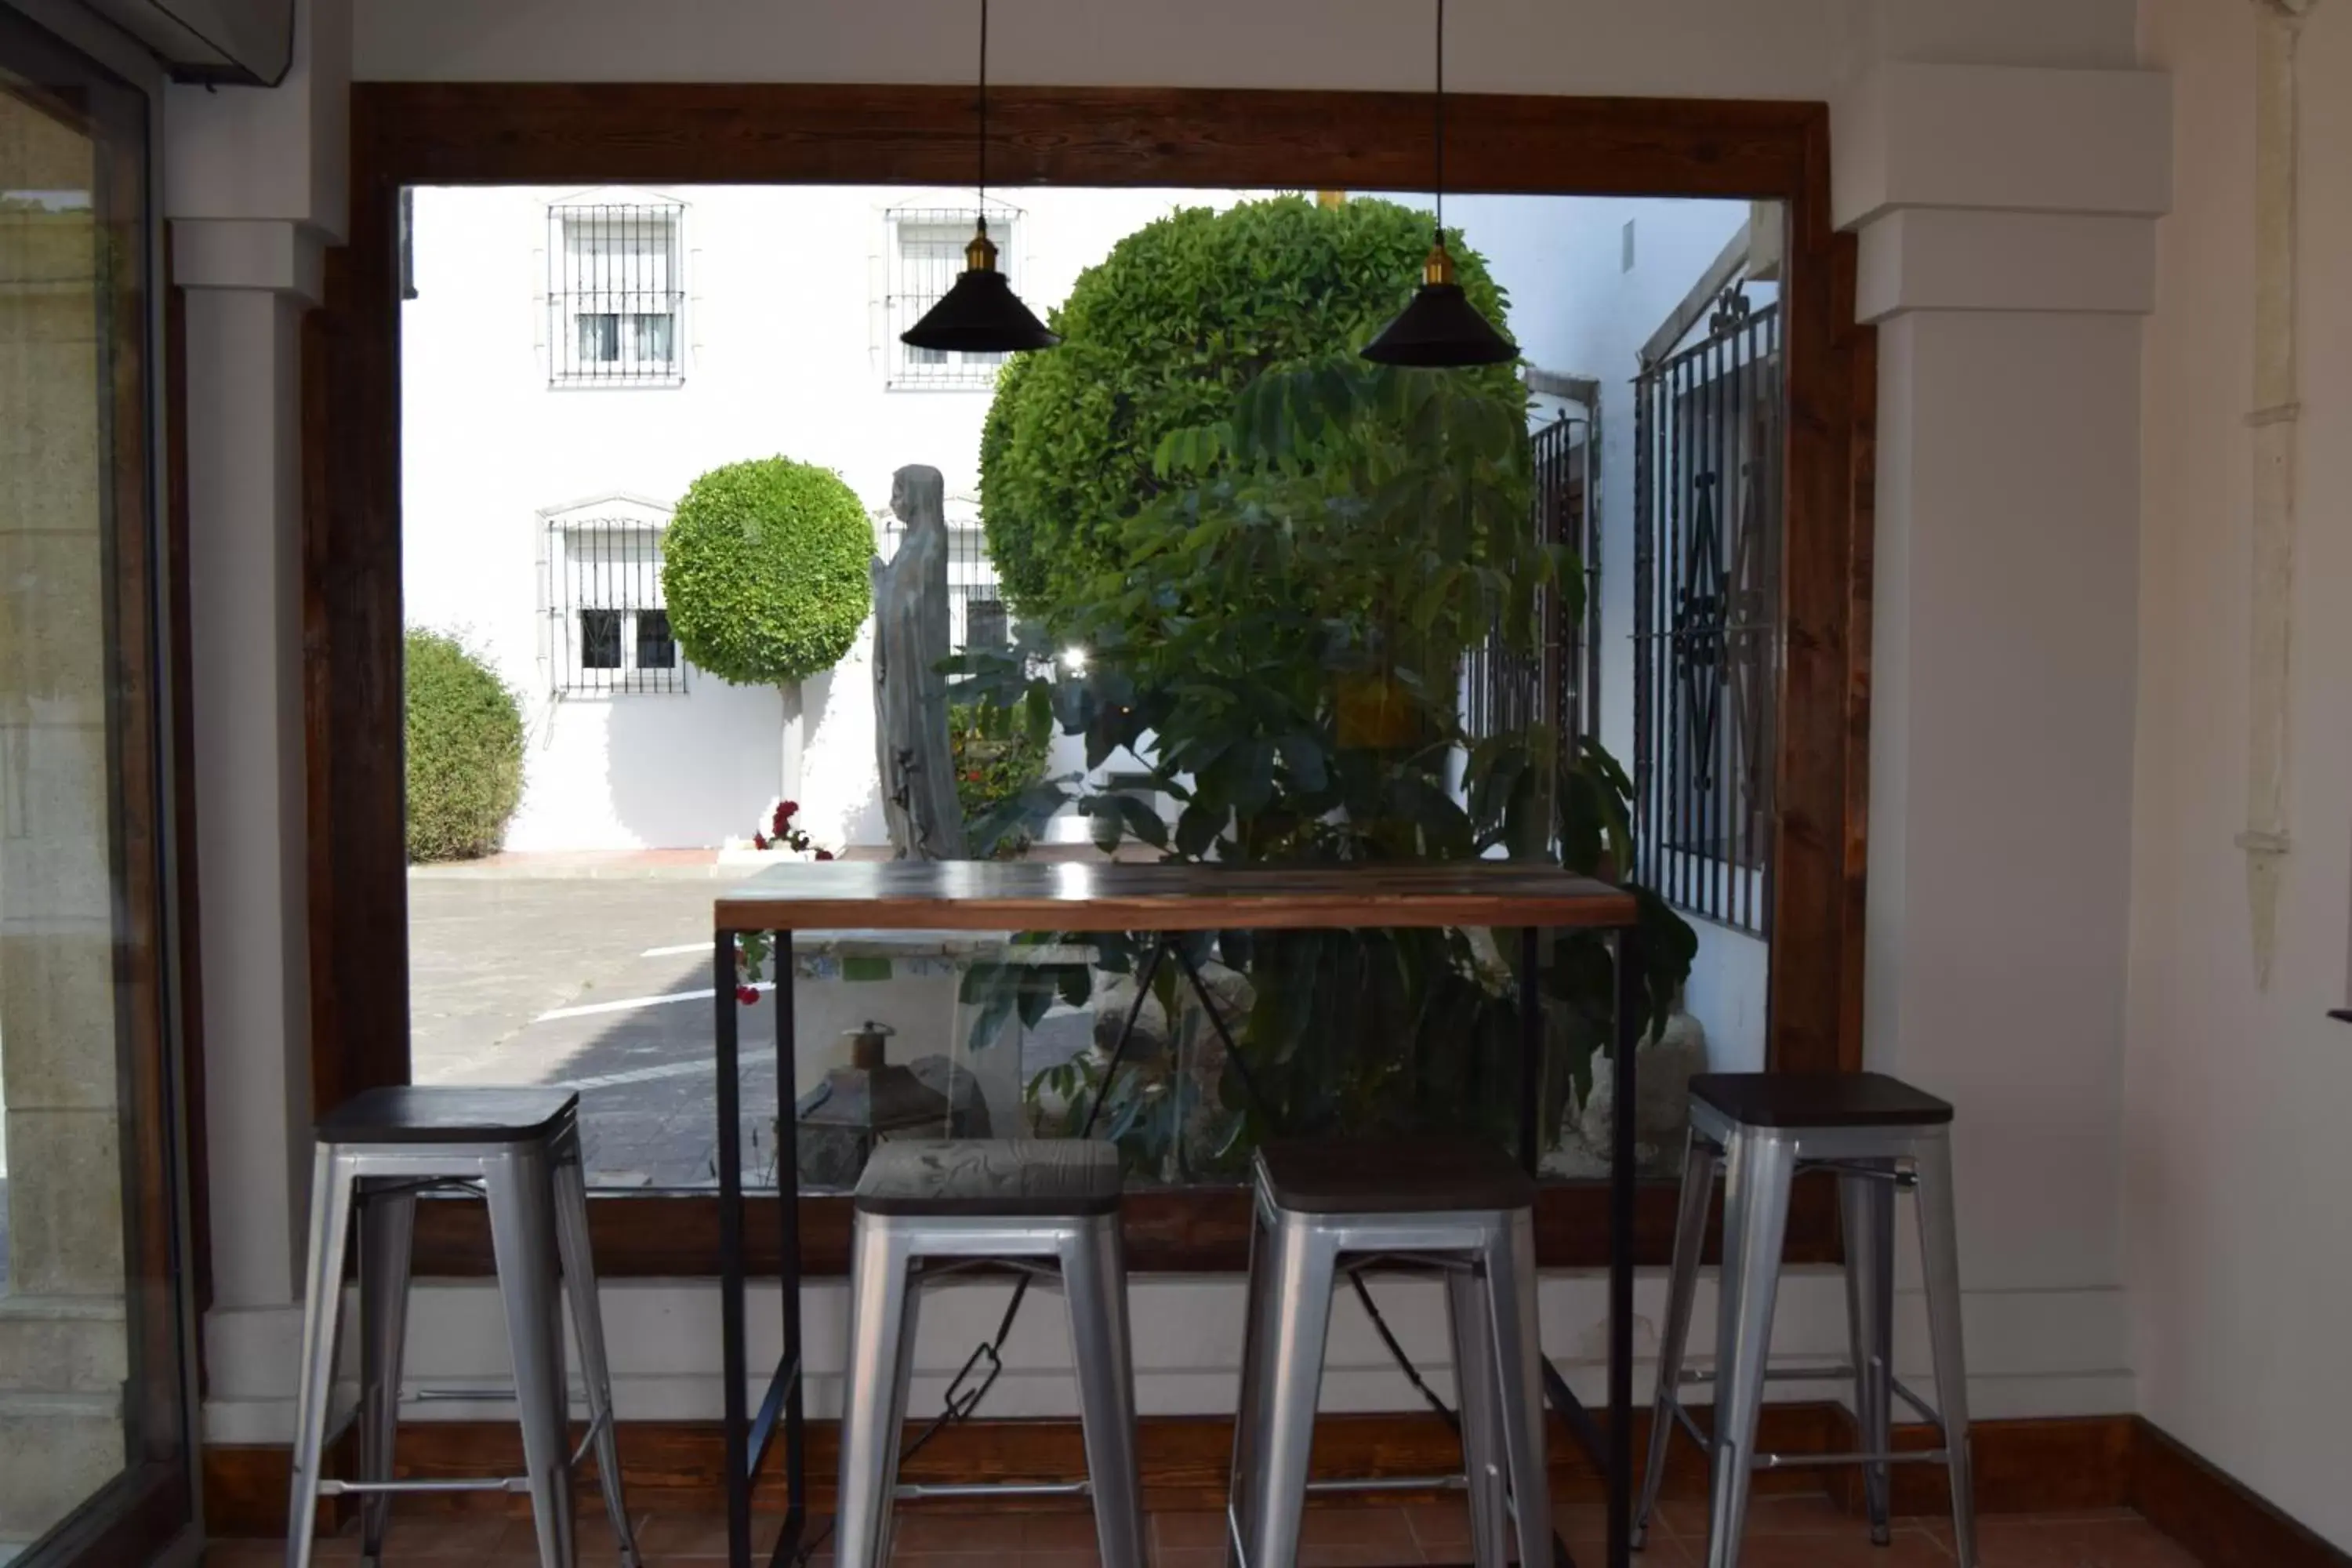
[1462,412,1601,758]
[1632,285,1782,935]
[547,202,685,387]
[545,519,685,695]
[886,209,1017,389]
[880,517,1005,655]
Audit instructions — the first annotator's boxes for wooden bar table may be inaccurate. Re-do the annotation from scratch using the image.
[710,859,1646,1568]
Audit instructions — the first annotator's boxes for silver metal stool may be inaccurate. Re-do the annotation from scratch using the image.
[1634,1072,1976,1568]
[285,1087,641,1568]
[1226,1138,1552,1568]
[834,1139,1144,1568]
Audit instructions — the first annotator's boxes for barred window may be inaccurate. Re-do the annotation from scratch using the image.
[548,201,684,387]
[885,208,1019,390]
[546,519,685,695]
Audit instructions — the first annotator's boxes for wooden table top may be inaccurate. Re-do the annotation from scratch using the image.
[713,858,1638,932]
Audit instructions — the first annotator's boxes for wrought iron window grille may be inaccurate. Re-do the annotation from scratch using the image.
[547,201,686,387]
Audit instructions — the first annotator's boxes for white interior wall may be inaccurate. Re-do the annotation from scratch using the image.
[2127,0,2352,1549]
[187,0,2176,1468]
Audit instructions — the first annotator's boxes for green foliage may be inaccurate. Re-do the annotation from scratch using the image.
[953,361,1697,1176]
[661,456,873,685]
[980,195,1520,624]
[404,629,524,863]
[950,699,1053,857]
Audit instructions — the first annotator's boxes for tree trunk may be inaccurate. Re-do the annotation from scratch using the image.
[779,678,804,803]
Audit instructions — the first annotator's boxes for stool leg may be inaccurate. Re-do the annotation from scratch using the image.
[1700,1128,1795,1568]
[1636,1127,1719,1551]
[286,1147,357,1568]
[834,1220,920,1568]
[554,1145,644,1567]
[1912,1133,1977,1568]
[1225,1200,1277,1568]
[1479,1207,1554,1568]
[357,1184,417,1565]
[1244,1212,1338,1568]
[1062,1214,1148,1568]
[1444,1262,1508,1568]
[485,1147,575,1568]
[1839,1163,1896,1546]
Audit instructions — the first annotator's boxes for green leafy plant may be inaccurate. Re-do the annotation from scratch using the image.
[951,699,1053,857]
[403,628,525,863]
[660,456,873,685]
[953,358,1697,1178]
[980,195,1519,625]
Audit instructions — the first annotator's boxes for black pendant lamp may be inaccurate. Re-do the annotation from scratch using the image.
[1363,0,1517,368]
[901,0,1060,354]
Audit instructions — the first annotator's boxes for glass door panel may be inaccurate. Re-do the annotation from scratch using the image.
[0,5,191,1562]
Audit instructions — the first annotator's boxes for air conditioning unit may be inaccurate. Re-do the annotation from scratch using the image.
[75,0,292,85]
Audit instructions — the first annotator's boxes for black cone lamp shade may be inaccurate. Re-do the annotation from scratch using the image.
[1363,236,1517,367]
[901,222,1060,354]
[1362,0,1516,368]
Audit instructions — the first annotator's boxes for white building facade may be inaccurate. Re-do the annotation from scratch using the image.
[401,183,1251,852]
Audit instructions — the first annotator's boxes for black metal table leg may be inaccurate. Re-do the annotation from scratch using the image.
[715,930,751,1568]
[775,931,805,1566]
[1608,927,1643,1568]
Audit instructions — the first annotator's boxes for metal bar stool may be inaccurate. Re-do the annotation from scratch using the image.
[285,1087,641,1568]
[1634,1072,1976,1568]
[834,1139,1145,1568]
[1226,1138,1552,1568]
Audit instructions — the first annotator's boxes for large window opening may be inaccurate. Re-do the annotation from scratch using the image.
[396,181,1787,1204]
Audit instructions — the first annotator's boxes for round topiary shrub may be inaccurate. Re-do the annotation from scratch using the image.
[404,628,525,862]
[661,456,874,685]
[980,194,1519,622]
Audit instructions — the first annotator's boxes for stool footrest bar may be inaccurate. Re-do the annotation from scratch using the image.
[1303,1474,1470,1497]
[1890,1376,1942,1428]
[894,1480,1090,1501]
[1754,1449,1950,1472]
[317,1476,528,1497]
[1676,1364,1855,1386]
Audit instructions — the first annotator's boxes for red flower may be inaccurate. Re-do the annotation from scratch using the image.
[752,830,768,851]
[771,800,800,837]
[814,848,836,862]
[735,984,760,1006]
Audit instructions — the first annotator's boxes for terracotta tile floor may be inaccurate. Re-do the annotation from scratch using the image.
[205,1496,2205,1566]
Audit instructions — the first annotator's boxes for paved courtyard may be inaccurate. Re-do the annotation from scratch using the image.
[408,869,789,1189]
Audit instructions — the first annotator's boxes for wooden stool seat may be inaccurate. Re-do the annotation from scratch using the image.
[1253,1137,1535,1216]
[317,1085,579,1145]
[1688,1071,1953,1130]
[852,1138,1122,1218]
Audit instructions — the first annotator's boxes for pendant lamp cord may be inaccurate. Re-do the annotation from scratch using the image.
[1433,0,1445,240]
[978,0,991,218]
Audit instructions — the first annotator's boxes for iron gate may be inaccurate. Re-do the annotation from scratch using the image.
[1632,285,1782,934]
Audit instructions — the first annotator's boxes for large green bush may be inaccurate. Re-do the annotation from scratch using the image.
[980,194,1519,622]
[405,629,525,862]
[661,456,873,684]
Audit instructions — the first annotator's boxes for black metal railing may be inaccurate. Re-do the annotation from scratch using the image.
[1632,286,1782,934]
[545,521,685,695]
[1463,412,1601,760]
[547,202,685,387]
[886,209,1015,390]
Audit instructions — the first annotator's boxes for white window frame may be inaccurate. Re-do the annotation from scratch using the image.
[546,194,688,388]
[538,498,688,697]
[882,201,1025,391]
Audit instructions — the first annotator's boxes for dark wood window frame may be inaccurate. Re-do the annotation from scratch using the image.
[307,83,1874,1276]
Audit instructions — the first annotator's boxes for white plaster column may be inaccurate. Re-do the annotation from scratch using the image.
[1837,60,2168,1411]
[165,0,351,1443]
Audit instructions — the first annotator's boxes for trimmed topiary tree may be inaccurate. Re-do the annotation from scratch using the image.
[661,456,873,685]
[405,628,525,862]
[980,194,1520,622]
[662,456,874,801]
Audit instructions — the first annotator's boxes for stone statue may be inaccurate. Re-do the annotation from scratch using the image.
[871,465,969,859]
